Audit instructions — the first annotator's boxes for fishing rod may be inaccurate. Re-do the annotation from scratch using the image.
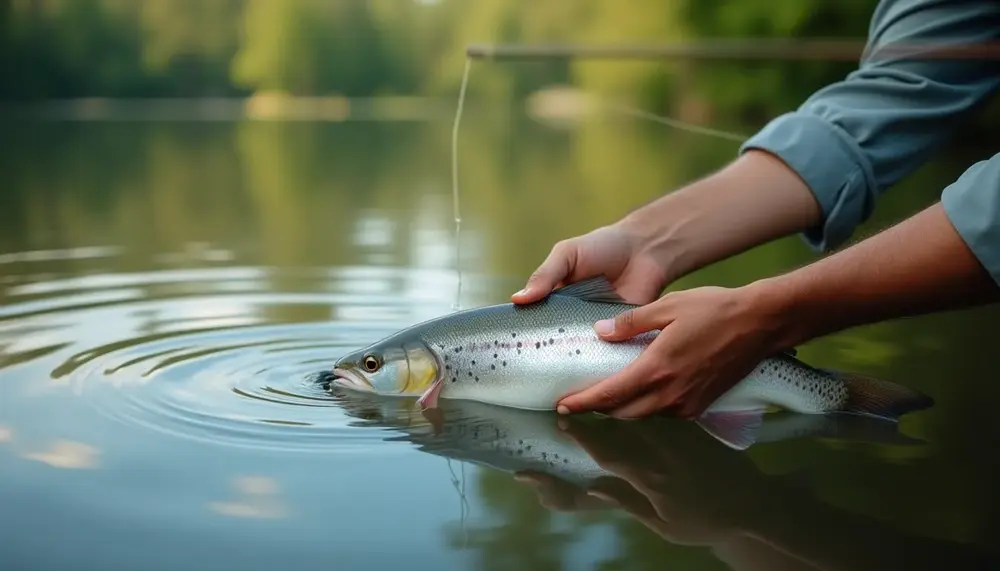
[452,37,1000,311]
[466,39,1000,62]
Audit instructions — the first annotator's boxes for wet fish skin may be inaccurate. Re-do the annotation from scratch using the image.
[331,277,934,442]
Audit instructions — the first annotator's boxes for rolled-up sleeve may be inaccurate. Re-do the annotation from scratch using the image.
[740,0,1000,254]
[942,154,1000,284]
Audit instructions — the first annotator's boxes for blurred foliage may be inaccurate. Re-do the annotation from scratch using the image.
[1,0,888,119]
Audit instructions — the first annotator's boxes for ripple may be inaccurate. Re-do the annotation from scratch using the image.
[66,325,387,452]
[0,259,499,454]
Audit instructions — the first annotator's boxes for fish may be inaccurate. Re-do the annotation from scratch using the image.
[329,276,934,450]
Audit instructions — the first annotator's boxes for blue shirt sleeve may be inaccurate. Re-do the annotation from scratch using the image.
[739,0,1000,279]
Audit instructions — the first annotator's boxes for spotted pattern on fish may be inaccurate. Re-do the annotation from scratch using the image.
[331,277,933,420]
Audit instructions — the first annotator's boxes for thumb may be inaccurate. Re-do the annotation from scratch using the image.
[594,302,664,341]
[512,243,577,304]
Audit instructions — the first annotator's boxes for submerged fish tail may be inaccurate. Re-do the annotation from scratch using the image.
[827,370,935,421]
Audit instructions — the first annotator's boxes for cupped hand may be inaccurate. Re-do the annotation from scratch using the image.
[557,285,781,419]
[511,224,669,306]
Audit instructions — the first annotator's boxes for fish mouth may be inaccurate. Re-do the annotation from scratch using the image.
[331,368,374,392]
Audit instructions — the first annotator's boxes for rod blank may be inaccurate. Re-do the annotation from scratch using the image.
[466,40,1000,62]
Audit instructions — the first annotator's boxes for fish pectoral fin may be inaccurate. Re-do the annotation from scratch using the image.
[551,276,631,305]
[696,410,765,451]
[416,378,445,409]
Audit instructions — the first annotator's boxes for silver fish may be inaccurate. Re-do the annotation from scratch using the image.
[330,277,933,449]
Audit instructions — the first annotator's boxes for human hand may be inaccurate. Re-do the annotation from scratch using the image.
[557,284,781,419]
[511,224,669,306]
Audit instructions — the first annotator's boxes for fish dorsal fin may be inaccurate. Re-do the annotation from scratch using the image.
[552,276,630,305]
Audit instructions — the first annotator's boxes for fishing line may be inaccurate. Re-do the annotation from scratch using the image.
[599,101,748,142]
[450,57,472,312]
[449,55,748,315]
[446,457,471,547]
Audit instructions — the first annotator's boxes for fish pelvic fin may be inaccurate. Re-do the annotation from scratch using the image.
[417,378,445,409]
[829,370,935,421]
[696,410,765,451]
[552,276,632,305]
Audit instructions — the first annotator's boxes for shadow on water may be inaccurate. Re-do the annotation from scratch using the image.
[333,388,1000,571]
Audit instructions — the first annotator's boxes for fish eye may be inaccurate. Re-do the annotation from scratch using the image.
[362,355,381,372]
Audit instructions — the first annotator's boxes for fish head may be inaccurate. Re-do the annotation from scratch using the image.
[331,336,440,397]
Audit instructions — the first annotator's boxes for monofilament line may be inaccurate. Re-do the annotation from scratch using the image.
[601,101,748,143]
[451,57,471,311]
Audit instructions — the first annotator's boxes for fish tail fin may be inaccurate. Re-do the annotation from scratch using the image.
[827,370,934,421]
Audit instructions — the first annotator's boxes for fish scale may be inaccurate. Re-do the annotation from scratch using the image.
[331,277,934,449]
[417,295,654,409]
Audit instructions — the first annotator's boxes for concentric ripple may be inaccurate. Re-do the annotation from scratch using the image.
[0,249,498,454]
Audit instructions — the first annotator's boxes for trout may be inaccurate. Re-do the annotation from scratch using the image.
[330,277,933,449]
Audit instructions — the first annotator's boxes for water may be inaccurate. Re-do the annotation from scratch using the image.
[2,115,1000,570]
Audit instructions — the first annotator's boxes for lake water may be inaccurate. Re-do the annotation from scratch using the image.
[2,112,1000,570]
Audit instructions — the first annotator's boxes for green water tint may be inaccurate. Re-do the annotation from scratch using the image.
[0,117,998,569]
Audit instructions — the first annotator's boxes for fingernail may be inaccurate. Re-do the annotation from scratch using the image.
[594,319,614,335]
[514,288,528,297]
[557,405,570,415]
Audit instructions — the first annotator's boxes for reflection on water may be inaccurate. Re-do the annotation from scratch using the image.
[338,394,1000,570]
[22,439,101,469]
[1,117,1000,570]
[209,476,289,519]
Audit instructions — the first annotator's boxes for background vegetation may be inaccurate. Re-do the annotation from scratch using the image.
[1,0,883,121]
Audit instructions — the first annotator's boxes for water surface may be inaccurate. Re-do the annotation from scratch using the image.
[2,116,1000,570]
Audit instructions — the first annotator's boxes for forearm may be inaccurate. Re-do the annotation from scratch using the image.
[618,150,821,282]
[751,202,1000,350]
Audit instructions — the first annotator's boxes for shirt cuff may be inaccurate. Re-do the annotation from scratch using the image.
[739,112,878,252]
[941,156,1000,286]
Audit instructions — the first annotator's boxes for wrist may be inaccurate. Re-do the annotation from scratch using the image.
[738,275,808,353]
[615,150,821,286]
[615,180,716,284]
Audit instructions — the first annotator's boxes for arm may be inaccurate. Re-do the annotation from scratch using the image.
[516,0,1000,305]
[557,163,1000,419]
[553,0,1000,418]
[741,0,1000,252]
[615,150,820,285]
[671,0,1000,263]
[754,157,1000,353]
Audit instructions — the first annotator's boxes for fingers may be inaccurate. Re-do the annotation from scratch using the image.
[511,241,578,304]
[558,310,679,414]
[594,297,671,341]
[608,391,670,419]
[557,348,665,414]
